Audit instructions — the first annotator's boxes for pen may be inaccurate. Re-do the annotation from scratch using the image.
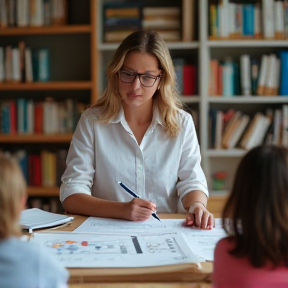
[118,181,161,222]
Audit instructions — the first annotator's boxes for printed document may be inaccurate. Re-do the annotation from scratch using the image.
[32,231,201,268]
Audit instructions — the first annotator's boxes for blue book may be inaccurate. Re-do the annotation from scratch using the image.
[31,49,39,82]
[233,62,240,95]
[173,58,185,94]
[16,150,28,184]
[1,102,10,134]
[242,4,254,36]
[279,51,288,96]
[38,48,50,82]
[17,98,27,133]
[222,59,234,97]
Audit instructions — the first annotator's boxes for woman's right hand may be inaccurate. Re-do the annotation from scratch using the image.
[122,198,157,221]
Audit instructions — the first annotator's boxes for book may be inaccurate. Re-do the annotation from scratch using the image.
[20,208,74,233]
[182,0,195,41]
[279,50,288,95]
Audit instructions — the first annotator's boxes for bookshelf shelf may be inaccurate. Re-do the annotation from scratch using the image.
[208,96,288,104]
[0,81,93,90]
[27,186,60,197]
[0,134,73,143]
[98,41,199,51]
[0,25,91,36]
[208,40,288,47]
[179,96,200,103]
[206,149,246,158]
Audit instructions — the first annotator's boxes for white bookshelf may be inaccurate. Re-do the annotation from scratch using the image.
[94,0,288,202]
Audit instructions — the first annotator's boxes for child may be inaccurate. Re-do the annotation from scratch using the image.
[212,145,288,287]
[0,154,69,288]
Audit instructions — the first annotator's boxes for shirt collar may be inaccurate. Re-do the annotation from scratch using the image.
[108,101,165,128]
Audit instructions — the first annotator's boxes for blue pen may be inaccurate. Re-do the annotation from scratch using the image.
[118,181,161,222]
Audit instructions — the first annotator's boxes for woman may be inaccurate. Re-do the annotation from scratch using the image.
[60,30,213,229]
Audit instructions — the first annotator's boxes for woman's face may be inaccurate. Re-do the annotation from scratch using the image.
[118,51,162,109]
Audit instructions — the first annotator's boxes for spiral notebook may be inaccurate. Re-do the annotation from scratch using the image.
[20,208,74,233]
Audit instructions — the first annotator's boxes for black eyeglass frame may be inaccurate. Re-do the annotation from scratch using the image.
[118,71,162,87]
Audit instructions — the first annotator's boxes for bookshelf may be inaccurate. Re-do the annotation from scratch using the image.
[202,0,288,198]
[2,0,288,215]
[0,0,97,212]
[95,0,288,214]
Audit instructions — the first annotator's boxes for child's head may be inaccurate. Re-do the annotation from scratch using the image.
[0,154,27,239]
[222,145,288,267]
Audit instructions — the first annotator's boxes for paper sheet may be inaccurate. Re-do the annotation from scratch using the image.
[32,231,200,268]
[73,217,226,261]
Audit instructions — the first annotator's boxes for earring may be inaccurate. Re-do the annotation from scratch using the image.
[157,86,160,90]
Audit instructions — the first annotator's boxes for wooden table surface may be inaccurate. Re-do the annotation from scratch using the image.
[50,214,213,285]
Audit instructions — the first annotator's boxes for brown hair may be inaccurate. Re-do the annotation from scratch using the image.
[93,30,183,137]
[0,154,27,239]
[222,145,288,267]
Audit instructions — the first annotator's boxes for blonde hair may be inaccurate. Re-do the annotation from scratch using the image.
[94,30,183,137]
[0,154,27,239]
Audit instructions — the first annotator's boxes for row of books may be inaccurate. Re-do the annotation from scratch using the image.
[103,1,141,42]
[0,43,50,83]
[209,0,288,40]
[209,105,288,150]
[103,0,194,42]
[2,148,68,188]
[208,51,288,96]
[0,98,85,135]
[27,197,64,213]
[142,6,181,42]
[0,0,67,28]
[173,59,197,95]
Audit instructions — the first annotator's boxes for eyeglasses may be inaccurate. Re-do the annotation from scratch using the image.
[119,71,161,87]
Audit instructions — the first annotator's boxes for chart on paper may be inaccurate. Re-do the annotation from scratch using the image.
[73,217,227,261]
[32,231,200,268]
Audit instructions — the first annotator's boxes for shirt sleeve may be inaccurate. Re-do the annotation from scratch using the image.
[60,111,95,202]
[176,112,209,212]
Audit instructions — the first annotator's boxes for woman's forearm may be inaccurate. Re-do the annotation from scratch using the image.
[62,193,126,219]
[181,190,208,211]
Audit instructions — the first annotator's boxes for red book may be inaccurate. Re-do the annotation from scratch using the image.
[34,102,43,134]
[34,154,42,186]
[9,100,17,134]
[183,64,196,95]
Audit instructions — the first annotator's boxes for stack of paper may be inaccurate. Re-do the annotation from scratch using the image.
[20,208,74,233]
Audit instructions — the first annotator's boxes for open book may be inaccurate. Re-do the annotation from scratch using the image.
[20,208,74,233]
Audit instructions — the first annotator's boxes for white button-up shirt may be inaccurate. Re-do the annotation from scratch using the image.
[60,104,208,213]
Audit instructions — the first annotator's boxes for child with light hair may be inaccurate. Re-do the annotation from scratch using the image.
[0,154,69,288]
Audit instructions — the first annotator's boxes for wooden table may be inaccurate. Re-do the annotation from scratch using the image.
[53,214,213,286]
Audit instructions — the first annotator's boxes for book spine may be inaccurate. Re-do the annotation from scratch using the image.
[262,0,275,39]
[256,55,268,95]
[38,48,50,81]
[0,0,8,28]
[0,47,4,82]
[242,4,254,37]
[182,64,196,95]
[254,3,262,38]
[279,51,288,95]
[274,0,285,39]
[240,54,251,96]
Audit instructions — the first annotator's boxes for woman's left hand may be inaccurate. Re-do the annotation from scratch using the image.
[185,202,214,230]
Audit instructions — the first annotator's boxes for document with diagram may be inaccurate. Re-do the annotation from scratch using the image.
[32,231,201,268]
[73,217,227,261]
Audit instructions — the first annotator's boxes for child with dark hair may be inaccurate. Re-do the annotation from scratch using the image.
[213,145,288,287]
